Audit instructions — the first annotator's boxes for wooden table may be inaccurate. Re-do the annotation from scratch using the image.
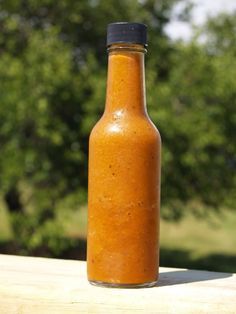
[0,254,235,313]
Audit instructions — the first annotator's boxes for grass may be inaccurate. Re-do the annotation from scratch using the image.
[60,205,88,238]
[61,206,236,257]
[160,210,236,257]
[0,203,12,241]
[160,209,236,272]
[61,205,236,272]
[1,203,236,272]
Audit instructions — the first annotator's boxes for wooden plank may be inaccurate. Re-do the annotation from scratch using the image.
[0,254,235,313]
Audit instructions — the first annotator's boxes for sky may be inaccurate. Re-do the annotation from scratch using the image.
[165,0,236,40]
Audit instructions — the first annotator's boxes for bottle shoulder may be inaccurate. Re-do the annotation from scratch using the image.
[90,113,161,144]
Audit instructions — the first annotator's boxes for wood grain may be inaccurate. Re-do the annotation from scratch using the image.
[0,254,235,313]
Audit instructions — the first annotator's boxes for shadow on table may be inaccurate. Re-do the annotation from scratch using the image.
[158,269,232,287]
[159,247,235,287]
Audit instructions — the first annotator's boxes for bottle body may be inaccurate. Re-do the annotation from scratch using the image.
[87,45,161,287]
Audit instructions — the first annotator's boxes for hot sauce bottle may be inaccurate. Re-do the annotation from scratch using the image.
[87,22,161,287]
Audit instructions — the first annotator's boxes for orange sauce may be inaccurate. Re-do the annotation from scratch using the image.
[87,45,161,286]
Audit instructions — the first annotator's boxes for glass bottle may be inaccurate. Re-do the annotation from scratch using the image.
[87,22,161,288]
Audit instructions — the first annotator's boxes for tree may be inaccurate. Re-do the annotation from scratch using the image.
[0,0,182,254]
[0,1,235,255]
[148,12,236,218]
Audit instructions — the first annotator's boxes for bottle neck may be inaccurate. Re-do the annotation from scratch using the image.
[105,44,147,115]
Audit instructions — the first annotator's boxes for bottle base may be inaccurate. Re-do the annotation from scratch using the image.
[89,280,157,288]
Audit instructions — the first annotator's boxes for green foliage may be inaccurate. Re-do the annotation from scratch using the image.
[149,13,236,213]
[0,1,235,255]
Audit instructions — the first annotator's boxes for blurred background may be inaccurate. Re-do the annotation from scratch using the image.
[0,0,235,272]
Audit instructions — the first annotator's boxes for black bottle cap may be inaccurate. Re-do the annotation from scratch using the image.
[107,22,147,47]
